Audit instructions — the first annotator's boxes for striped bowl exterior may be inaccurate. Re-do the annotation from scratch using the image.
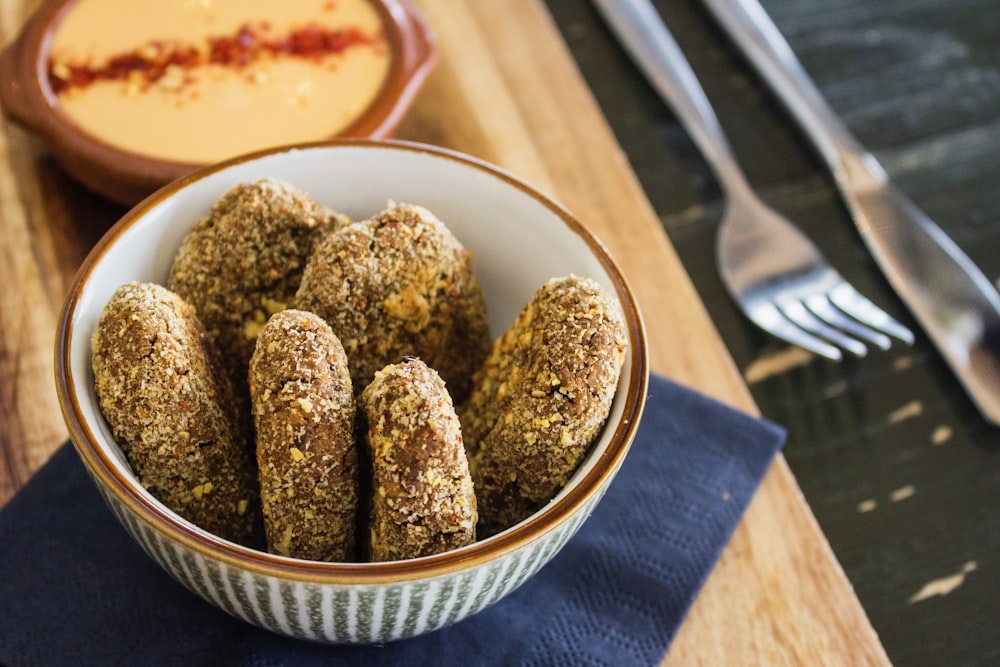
[92,477,600,643]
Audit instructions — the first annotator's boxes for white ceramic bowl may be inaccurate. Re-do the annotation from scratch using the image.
[56,140,648,643]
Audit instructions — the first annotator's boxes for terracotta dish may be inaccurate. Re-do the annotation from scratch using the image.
[0,0,436,204]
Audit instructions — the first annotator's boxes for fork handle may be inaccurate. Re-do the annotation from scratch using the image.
[592,0,753,196]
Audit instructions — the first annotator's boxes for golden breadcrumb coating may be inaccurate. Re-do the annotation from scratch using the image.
[460,275,626,537]
[167,178,350,397]
[249,309,359,561]
[91,282,262,546]
[295,202,490,402]
[361,358,477,561]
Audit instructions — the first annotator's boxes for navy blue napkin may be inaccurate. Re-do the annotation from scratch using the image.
[0,373,784,666]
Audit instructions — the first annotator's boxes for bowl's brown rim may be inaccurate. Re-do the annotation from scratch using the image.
[55,138,649,585]
[1,0,437,197]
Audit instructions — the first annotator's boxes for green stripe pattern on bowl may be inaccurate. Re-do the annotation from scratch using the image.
[92,479,598,643]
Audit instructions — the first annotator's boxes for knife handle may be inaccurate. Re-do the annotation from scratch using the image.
[700,0,880,181]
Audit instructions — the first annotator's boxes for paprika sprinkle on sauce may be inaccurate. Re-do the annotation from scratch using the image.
[46,0,392,164]
[48,22,382,95]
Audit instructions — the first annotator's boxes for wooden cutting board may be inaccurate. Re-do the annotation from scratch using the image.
[402,2,891,664]
[0,0,890,663]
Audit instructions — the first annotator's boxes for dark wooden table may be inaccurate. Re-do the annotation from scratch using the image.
[545,1,1000,665]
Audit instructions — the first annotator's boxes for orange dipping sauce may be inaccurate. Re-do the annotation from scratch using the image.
[48,0,392,163]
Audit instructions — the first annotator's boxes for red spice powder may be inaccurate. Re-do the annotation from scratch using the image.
[48,21,383,95]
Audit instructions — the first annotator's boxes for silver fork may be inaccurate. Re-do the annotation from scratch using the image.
[592,0,913,360]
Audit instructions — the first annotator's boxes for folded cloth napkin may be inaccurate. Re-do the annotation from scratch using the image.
[0,373,784,666]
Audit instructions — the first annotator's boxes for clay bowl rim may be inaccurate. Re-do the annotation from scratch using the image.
[1,0,437,200]
[54,138,650,586]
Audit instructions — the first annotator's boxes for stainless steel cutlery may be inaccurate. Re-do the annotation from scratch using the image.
[595,0,1000,424]
[593,0,913,360]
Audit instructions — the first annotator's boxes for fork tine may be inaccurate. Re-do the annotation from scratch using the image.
[779,300,868,357]
[829,282,915,344]
[804,293,892,350]
[746,299,843,360]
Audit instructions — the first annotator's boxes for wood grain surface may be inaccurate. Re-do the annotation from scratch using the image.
[0,0,890,663]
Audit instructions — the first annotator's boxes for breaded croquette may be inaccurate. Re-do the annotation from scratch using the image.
[249,309,359,561]
[91,282,262,546]
[167,178,350,396]
[460,276,626,537]
[361,358,477,561]
[295,202,490,402]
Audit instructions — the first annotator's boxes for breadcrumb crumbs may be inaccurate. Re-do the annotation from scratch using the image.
[249,309,358,562]
[91,282,263,547]
[460,276,626,538]
[294,202,490,401]
[167,178,350,399]
[361,358,477,561]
